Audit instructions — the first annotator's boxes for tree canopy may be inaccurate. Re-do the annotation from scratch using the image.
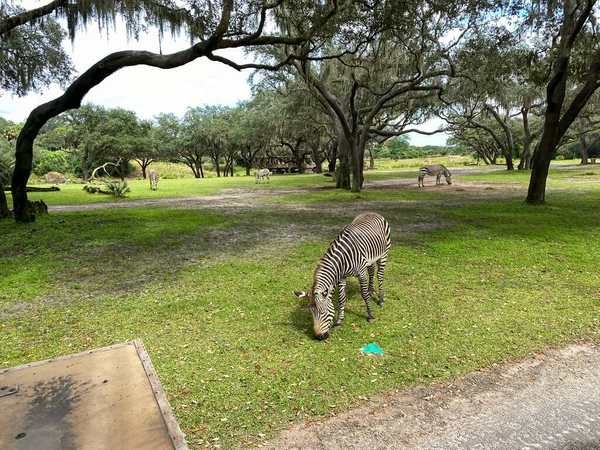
[3,0,600,221]
[7,0,344,221]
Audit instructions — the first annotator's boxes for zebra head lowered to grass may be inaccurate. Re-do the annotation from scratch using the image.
[294,212,391,341]
[255,168,270,184]
[418,164,452,188]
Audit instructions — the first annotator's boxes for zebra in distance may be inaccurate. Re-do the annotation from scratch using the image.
[255,168,270,184]
[418,164,452,187]
[148,169,158,190]
[294,212,391,341]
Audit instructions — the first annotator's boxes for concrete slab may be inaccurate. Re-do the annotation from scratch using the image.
[0,339,187,450]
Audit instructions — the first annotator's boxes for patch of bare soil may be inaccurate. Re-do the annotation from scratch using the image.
[364,177,521,193]
[48,174,521,214]
[255,342,600,450]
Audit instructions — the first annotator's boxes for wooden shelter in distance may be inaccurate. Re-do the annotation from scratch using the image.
[0,339,187,450]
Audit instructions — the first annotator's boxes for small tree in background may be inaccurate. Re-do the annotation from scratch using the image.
[381,136,411,160]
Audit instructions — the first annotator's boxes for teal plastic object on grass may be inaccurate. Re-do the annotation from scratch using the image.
[360,343,384,355]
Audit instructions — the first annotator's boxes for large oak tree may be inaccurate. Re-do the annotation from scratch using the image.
[8,0,342,221]
[526,0,600,205]
[255,0,488,192]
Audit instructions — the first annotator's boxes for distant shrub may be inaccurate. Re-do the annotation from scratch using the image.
[373,155,474,170]
[103,181,131,197]
[33,150,77,176]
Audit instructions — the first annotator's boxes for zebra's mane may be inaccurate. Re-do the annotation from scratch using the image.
[312,226,349,289]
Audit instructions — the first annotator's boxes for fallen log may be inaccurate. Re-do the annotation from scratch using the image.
[3,186,61,192]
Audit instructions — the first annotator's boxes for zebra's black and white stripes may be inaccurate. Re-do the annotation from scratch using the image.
[418,164,452,187]
[255,168,270,184]
[294,212,391,341]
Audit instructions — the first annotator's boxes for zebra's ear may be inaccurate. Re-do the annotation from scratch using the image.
[293,291,308,298]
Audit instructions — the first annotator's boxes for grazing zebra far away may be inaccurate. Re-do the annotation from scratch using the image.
[418,164,452,187]
[148,169,158,190]
[294,212,391,341]
[255,168,270,184]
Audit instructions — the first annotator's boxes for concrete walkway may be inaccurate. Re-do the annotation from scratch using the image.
[259,343,600,450]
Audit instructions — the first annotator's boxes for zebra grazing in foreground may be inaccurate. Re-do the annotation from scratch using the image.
[255,168,270,184]
[148,169,158,190]
[418,164,452,187]
[294,212,391,341]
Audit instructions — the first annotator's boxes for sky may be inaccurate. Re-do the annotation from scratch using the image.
[0,4,447,147]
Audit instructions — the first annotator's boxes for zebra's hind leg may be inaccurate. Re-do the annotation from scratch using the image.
[334,279,347,329]
[367,265,375,297]
[358,271,375,324]
[376,259,387,306]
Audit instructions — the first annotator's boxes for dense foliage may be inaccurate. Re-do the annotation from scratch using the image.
[3,0,600,210]
[2,103,464,181]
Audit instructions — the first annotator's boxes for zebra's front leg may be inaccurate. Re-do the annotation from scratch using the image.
[333,279,347,330]
[358,271,375,324]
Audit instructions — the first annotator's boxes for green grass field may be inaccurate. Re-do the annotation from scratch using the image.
[2,161,600,448]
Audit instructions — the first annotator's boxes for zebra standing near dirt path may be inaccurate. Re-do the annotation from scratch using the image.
[418,165,452,187]
[294,212,391,341]
[255,168,270,184]
[148,169,158,190]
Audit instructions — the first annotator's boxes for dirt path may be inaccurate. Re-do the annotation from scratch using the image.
[46,163,600,214]
[48,168,522,213]
[258,342,600,450]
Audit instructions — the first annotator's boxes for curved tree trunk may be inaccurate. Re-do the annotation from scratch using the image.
[504,117,515,170]
[0,178,12,219]
[527,140,555,205]
[328,138,338,173]
[0,0,68,35]
[518,107,540,170]
[518,141,534,170]
[12,41,225,220]
[243,144,254,176]
[526,0,600,205]
[10,0,318,221]
[504,141,515,170]
[213,157,221,177]
[336,133,351,190]
[578,117,589,164]
[135,158,153,179]
[350,137,361,193]
[81,152,90,182]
